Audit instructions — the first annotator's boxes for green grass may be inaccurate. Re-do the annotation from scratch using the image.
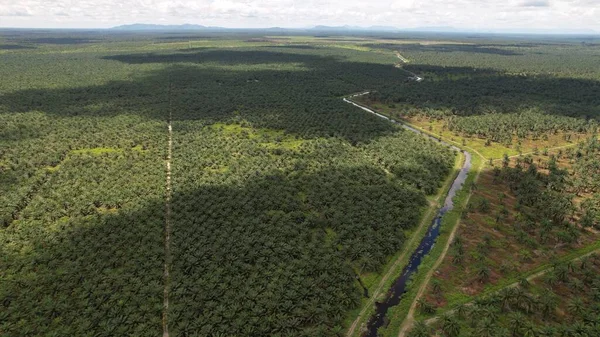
[211,122,305,151]
[43,146,146,173]
[204,166,230,174]
[71,147,122,155]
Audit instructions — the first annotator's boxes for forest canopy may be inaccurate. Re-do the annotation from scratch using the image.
[0,32,455,337]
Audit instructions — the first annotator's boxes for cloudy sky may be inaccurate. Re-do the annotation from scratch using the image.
[0,0,598,32]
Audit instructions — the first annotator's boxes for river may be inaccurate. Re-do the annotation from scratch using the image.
[343,95,472,337]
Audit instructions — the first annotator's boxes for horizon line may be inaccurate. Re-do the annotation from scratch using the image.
[0,25,598,36]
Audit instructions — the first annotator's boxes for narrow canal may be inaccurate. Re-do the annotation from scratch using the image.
[343,95,472,337]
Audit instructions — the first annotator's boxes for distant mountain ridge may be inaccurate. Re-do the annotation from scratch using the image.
[112,24,215,30]
[111,23,402,32]
[310,25,399,31]
[109,24,596,35]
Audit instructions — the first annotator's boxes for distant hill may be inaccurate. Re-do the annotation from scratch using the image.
[107,24,596,35]
[403,26,458,32]
[111,24,217,31]
[311,25,399,32]
[111,24,402,33]
[311,25,356,31]
[367,26,401,31]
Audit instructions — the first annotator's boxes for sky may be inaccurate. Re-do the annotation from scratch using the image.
[0,0,599,33]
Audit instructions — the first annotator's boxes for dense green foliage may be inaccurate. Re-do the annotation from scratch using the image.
[445,110,596,146]
[3,30,599,337]
[370,41,600,79]
[573,136,600,195]
[0,32,454,336]
[573,137,600,229]
[373,65,600,116]
[1,72,168,335]
[366,43,600,149]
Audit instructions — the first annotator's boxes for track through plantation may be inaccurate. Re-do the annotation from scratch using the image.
[163,75,174,337]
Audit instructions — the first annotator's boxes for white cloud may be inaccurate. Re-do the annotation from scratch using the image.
[0,0,598,32]
[0,4,33,16]
[391,0,417,10]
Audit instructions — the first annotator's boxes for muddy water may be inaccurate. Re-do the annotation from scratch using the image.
[343,97,472,337]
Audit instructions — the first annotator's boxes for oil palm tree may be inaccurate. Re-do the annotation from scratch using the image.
[538,291,558,318]
[477,264,491,283]
[475,318,496,337]
[431,279,442,295]
[417,298,436,315]
[508,312,526,337]
[455,303,468,319]
[554,264,569,283]
[440,314,461,337]
[481,305,499,322]
[498,288,514,312]
[538,326,557,337]
[567,297,586,318]
[408,320,431,337]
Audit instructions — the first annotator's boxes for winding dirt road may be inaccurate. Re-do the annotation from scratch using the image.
[394,52,423,82]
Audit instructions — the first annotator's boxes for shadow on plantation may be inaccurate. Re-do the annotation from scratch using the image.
[0,164,427,336]
[102,49,342,65]
[367,43,525,56]
[375,64,600,119]
[3,49,598,146]
[0,44,36,50]
[2,50,416,144]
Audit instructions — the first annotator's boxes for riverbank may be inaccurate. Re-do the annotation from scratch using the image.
[344,152,465,337]
[342,95,478,337]
[390,155,483,337]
